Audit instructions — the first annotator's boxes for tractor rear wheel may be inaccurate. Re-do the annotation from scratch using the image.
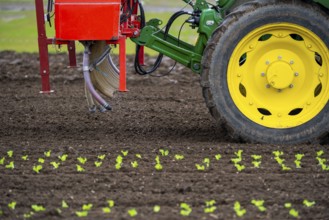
[201,0,329,144]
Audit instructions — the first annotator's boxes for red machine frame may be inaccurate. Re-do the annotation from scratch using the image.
[35,0,143,93]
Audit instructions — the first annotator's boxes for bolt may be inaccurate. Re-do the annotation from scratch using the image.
[261,72,265,77]
[307,102,311,105]
[294,72,299,77]
[307,44,312,48]
[249,102,253,106]
[278,56,282,60]
[266,61,270,65]
[237,73,241,77]
[133,31,139,36]
[319,73,324,77]
[278,33,283,37]
[278,113,282,117]
[278,89,282,93]
[249,45,254,49]
[43,70,47,74]
[289,84,294,88]
[193,63,200,70]
[290,60,294,65]
[266,84,271,88]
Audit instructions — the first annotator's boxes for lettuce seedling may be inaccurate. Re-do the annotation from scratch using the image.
[159,149,169,156]
[5,161,14,170]
[58,154,68,162]
[75,211,88,217]
[21,155,28,161]
[153,205,161,213]
[97,154,106,160]
[195,164,205,171]
[128,208,138,217]
[204,200,216,213]
[107,200,115,207]
[251,155,262,168]
[251,199,266,212]
[0,157,5,165]
[215,154,222,161]
[234,201,246,217]
[94,161,103,167]
[44,150,51,158]
[284,203,299,218]
[273,151,291,171]
[23,211,34,218]
[76,164,85,172]
[121,150,129,157]
[174,154,184,160]
[115,155,123,170]
[155,156,163,171]
[316,150,329,171]
[303,199,315,207]
[135,154,142,159]
[180,203,192,216]
[102,207,111,214]
[50,161,60,169]
[8,201,16,210]
[7,150,13,158]
[234,164,246,172]
[33,164,43,173]
[62,200,69,209]
[31,204,46,212]
[82,204,93,211]
[232,151,245,172]
[294,154,304,168]
[77,157,87,164]
[203,158,210,168]
[38,158,45,164]
[131,161,138,168]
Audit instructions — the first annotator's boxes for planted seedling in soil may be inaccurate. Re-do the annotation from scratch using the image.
[131,161,138,168]
[153,205,161,213]
[204,200,217,213]
[8,201,16,210]
[174,154,184,160]
[102,200,115,214]
[251,199,266,212]
[196,158,210,171]
[21,155,28,161]
[77,157,87,164]
[31,204,46,212]
[180,203,192,216]
[121,150,129,157]
[0,157,5,165]
[33,164,43,173]
[116,155,123,170]
[5,161,14,170]
[76,203,93,217]
[251,155,262,168]
[316,150,329,171]
[58,154,68,162]
[94,161,103,167]
[76,164,85,172]
[294,154,304,168]
[97,154,106,160]
[50,161,60,169]
[303,199,315,207]
[128,208,138,217]
[234,201,246,217]
[38,158,45,164]
[135,154,142,159]
[215,154,222,161]
[231,150,245,172]
[44,150,51,158]
[7,150,13,158]
[159,149,169,157]
[62,200,69,209]
[273,151,291,171]
[155,156,163,171]
[284,203,299,218]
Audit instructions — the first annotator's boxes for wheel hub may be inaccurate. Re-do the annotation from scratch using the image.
[266,61,294,89]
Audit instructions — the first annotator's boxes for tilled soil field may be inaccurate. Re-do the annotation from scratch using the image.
[0,51,328,219]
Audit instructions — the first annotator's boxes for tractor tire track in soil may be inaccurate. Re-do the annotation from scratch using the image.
[0,51,328,219]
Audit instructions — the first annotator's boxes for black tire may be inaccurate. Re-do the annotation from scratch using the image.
[201,0,329,144]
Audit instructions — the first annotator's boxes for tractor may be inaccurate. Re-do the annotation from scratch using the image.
[34,0,329,144]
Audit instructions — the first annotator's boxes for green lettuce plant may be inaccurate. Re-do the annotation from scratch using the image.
[316,150,329,171]
[196,158,210,171]
[44,150,51,158]
[303,199,315,207]
[234,201,246,217]
[180,203,192,216]
[8,201,16,210]
[38,158,45,164]
[102,200,115,214]
[153,205,161,213]
[0,157,5,165]
[62,200,69,209]
[121,150,129,157]
[116,155,123,170]
[128,208,138,217]
[251,155,262,168]
[33,164,43,173]
[273,151,291,171]
[77,157,87,164]
[76,164,85,172]
[215,154,222,161]
[159,149,169,156]
[174,154,184,160]
[131,161,138,168]
[231,150,245,172]
[21,155,29,161]
[50,161,60,169]
[204,200,216,213]
[135,154,142,159]
[284,203,299,218]
[97,154,106,160]
[7,150,13,158]
[94,161,103,168]
[155,156,163,171]
[294,154,304,168]
[5,161,14,170]
[58,154,68,162]
[31,204,46,212]
[251,199,266,212]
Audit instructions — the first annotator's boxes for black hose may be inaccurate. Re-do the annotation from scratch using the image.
[134,5,190,75]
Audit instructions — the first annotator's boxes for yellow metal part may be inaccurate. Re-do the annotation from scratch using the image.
[228,23,329,128]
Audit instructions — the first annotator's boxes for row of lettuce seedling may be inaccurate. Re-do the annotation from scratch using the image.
[0,149,329,173]
[2,198,316,218]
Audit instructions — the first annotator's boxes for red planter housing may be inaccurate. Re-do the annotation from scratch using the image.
[55,0,121,40]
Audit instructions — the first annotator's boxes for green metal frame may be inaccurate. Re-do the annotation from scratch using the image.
[132,0,236,73]
[313,0,329,8]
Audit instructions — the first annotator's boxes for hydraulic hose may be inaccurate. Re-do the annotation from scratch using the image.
[134,7,190,75]
[83,44,112,111]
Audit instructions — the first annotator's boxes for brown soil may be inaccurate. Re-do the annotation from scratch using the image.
[0,51,328,219]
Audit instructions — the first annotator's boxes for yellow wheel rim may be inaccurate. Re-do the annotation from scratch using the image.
[228,23,329,128]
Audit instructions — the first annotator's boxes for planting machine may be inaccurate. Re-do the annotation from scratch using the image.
[35,0,329,144]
